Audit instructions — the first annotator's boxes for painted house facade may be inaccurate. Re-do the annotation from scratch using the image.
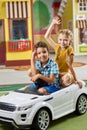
[63,0,87,55]
[73,0,87,55]
[0,0,33,66]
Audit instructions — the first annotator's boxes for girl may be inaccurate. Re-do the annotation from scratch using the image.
[45,17,82,88]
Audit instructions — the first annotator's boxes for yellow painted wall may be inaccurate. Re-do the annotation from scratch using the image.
[7,50,32,60]
[0,2,6,18]
[62,0,73,29]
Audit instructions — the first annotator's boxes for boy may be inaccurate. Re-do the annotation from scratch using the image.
[25,41,60,95]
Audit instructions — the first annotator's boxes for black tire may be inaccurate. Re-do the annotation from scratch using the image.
[32,109,50,130]
[76,95,87,115]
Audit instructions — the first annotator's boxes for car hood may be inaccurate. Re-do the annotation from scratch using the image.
[0,91,47,106]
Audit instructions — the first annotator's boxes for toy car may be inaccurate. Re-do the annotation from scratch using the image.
[0,81,87,130]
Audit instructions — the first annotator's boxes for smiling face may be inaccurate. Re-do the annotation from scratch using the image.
[58,33,70,49]
[37,47,49,65]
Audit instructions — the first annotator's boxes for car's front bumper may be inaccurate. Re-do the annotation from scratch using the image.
[0,116,31,129]
[0,109,32,129]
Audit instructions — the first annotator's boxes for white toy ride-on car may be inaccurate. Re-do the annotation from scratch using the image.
[0,81,87,130]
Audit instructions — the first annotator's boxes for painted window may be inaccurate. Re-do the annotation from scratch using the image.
[9,19,27,40]
[79,28,87,45]
[78,0,87,11]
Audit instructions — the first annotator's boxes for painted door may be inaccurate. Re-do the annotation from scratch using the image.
[0,20,5,65]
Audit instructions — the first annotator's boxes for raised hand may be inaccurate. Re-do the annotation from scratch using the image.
[52,16,62,25]
[31,50,37,62]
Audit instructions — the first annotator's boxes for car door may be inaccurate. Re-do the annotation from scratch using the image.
[51,86,73,119]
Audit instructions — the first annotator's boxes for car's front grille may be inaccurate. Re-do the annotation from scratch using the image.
[0,102,16,112]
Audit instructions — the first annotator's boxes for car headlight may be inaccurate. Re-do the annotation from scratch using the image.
[17,105,33,111]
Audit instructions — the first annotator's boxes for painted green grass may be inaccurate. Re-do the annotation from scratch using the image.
[0,84,27,92]
[0,84,27,96]
[48,112,87,130]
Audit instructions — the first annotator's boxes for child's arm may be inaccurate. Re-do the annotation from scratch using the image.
[67,55,82,88]
[30,50,38,76]
[31,73,56,84]
[27,69,32,77]
[45,16,61,49]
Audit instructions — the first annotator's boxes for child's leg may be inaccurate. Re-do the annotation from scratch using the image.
[19,83,37,91]
[60,73,75,87]
[19,85,28,90]
[38,88,50,95]
[38,86,59,95]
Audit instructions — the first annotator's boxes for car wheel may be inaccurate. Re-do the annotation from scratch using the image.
[32,108,50,130]
[76,95,87,115]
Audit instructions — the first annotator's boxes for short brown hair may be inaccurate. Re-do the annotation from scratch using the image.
[34,41,49,52]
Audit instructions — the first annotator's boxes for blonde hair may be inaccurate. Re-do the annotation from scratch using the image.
[58,29,73,45]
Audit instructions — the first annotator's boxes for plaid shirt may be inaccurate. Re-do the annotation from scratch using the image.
[35,58,60,88]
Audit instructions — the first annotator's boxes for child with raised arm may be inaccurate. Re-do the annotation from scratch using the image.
[45,17,82,88]
[25,41,60,95]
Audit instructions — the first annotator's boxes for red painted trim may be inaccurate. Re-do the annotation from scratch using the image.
[52,2,60,8]
[34,29,56,35]
[6,59,31,66]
